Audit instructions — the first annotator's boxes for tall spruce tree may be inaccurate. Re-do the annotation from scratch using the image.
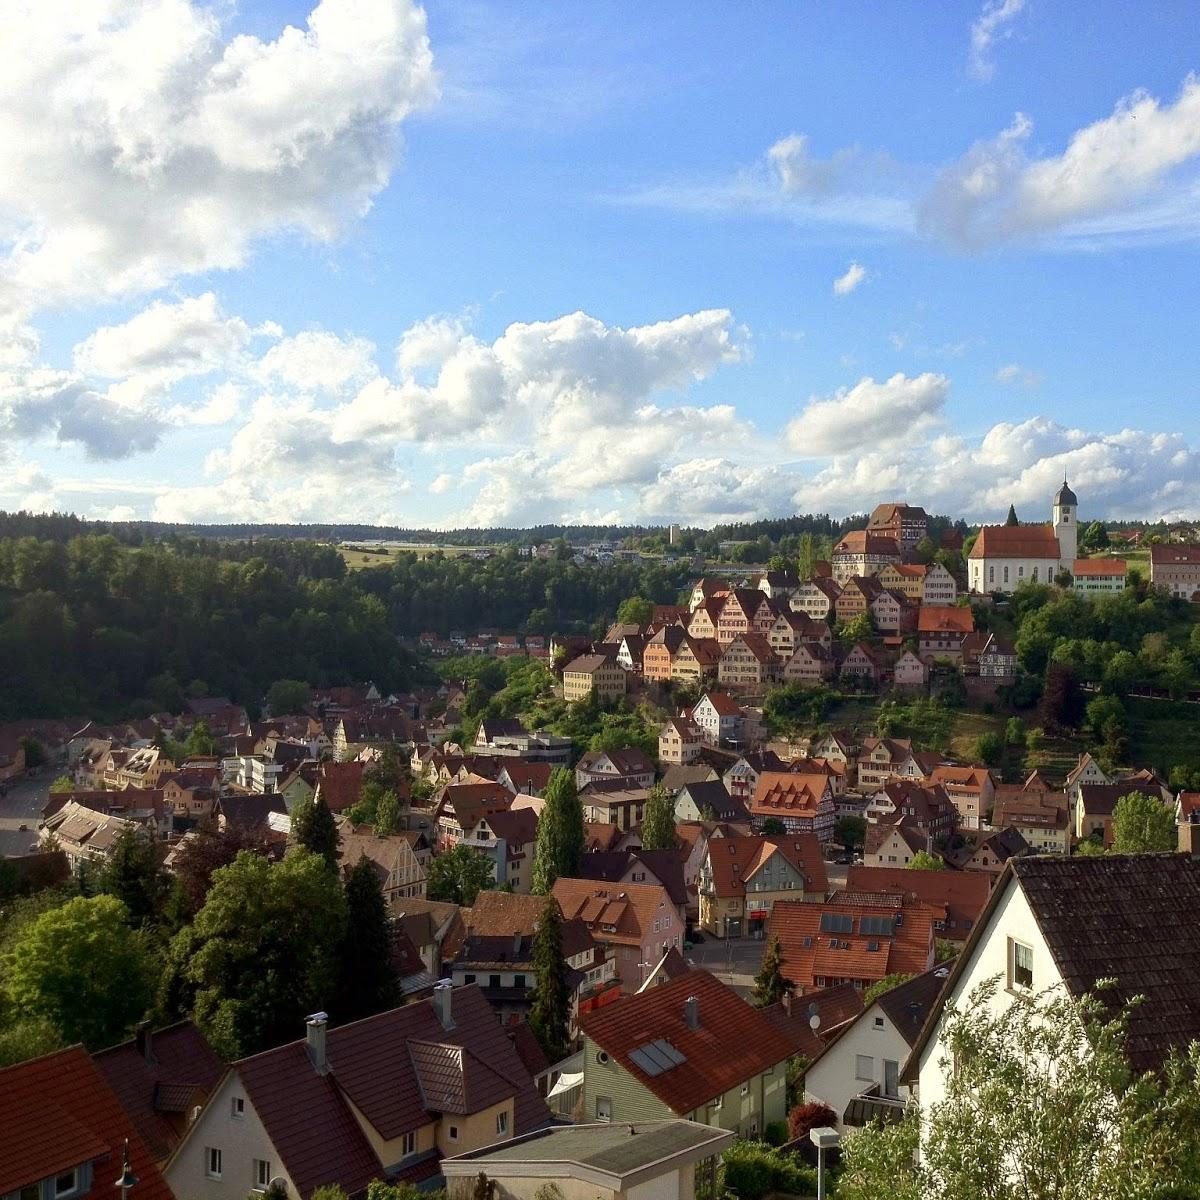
[531,768,584,895]
[1005,504,1020,526]
[98,827,169,928]
[528,898,570,1062]
[336,855,399,1023]
[290,793,340,871]
[640,784,678,850]
[752,936,793,1008]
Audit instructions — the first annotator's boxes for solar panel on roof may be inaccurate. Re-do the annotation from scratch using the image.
[629,1048,664,1077]
[652,1039,687,1066]
[820,913,853,934]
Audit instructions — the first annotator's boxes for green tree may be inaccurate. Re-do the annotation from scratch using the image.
[640,785,677,850]
[835,815,867,851]
[752,936,793,1008]
[426,844,496,906]
[907,850,944,871]
[49,775,74,793]
[616,596,654,627]
[160,849,347,1059]
[1111,792,1177,854]
[3,895,156,1049]
[267,678,312,715]
[837,978,1200,1199]
[19,737,46,767]
[531,768,584,894]
[761,817,786,836]
[98,827,169,928]
[337,856,399,1023]
[1038,661,1085,731]
[862,972,917,1006]
[974,731,1004,767]
[170,822,272,916]
[0,1015,64,1068]
[1005,504,1019,526]
[797,532,816,581]
[839,610,875,647]
[1004,717,1026,747]
[290,793,341,871]
[182,720,216,758]
[528,898,570,1062]
[374,789,402,836]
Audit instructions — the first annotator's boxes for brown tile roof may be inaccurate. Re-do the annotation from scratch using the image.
[1072,558,1127,576]
[704,835,827,900]
[845,866,990,940]
[315,760,366,812]
[750,771,831,819]
[875,960,955,1048]
[865,821,928,859]
[1150,543,1200,565]
[968,525,1061,559]
[407,1039,516,1114]
[580,969,796,1113]
[92,1021,223,1162]
[766,893,936,988]
[235,987,549,1197]
[584,821,623,851]
[564,653,616,674]
[0,1046,173,1200]
[834,531,901,557]
[497,760,554,794]
[697,691,742,717]
[762,983,865,1056]
[1077,778,1163,818]
[917,605,975,634]
[552,879,675,948]
[992,786,1068,831]
[578,850,690,909]
[465,890,554,936]
[505,1020,551,1080]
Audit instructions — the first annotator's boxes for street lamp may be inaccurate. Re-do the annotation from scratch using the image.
[809,1126,840,1200]
[114,1139,138,1199]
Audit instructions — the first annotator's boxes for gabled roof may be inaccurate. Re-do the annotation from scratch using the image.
[578,747,656,776]
[1150,543,1200,565]
[580,970,795,1113]
[704,834,827,899]
[231,987,550,1197]
[1077,777,1163,818]
[875,961,955,1048]
[564,653,618,674]
[846,866,990,937]
[0,1046,173,1200]
[762,983,864,1056]
[552,879,674,947]
[465,889,553,936]
[695,691,742,717]
[1072,558,1126,576]
[477,717,529,741]
[315,760,366,812]
[917,605,975,634]
[905,854,1200,1081]
[677,779,749,823]
[577,849,689,909]
[834,531,901,557]
[93,1022,223,1163]
[750,771,831,818]
[968,525,1061,560]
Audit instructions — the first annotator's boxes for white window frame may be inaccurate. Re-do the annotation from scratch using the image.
[448,1124,460,1142]
[1009,938,1034,992]
[205,1148,223,1180]
[231,1096,245,1119]
[597,1095,613,1121]
[496,1110,509,1135]
[855,1055,874,1082]
[402,1131,416,1157]
[252,1160,272,1192]
[53,1169,83,1199]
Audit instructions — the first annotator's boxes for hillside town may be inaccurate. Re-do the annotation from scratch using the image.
[4,482,1200,1199]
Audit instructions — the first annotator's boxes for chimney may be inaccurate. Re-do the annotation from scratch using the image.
[434,980,455,1031]
[306,1012,328,1074]
[135,1020,154,1065]
[513,932,523,958]
[782,991,792,1017]
[683,995,699,1030]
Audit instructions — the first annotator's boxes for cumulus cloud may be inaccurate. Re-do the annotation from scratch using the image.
[254,330,380,394]
[967,0,1026,82]
[832,262,867,296]
[0,0,436,319]
[785,372,950,456]
[922,76,1200,247]
[428,473,455,494]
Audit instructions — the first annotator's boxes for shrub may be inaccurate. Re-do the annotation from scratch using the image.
[788,1100,837,1142]
[764,1119,789,1147]
[722,1141,816,1200]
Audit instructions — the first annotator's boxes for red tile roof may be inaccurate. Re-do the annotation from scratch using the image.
[316,760,366,812]
[749,772,831,819]
[580,969,795,1113]
[0,1046,173,1200]
[968,525,1061,559]
[917,605,975,634]
[92,1021,223,1163]
[704,835,827,899]
[845,866,990,941]
[1072,558,1127,576]
[1150,543,1200,565]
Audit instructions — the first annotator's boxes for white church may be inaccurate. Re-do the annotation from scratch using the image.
[967,481,1078,595]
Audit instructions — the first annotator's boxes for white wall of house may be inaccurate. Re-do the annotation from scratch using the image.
[804,1002,912,1123]
[915,878,1062,1117]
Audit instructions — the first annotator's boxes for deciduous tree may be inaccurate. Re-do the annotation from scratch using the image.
[426,844,495,907]
[1111,792,1177,854]
[752,936,793,1008]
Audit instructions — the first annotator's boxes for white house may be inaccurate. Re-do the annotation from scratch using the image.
[804,963,952,1128]
[906,855,1200,1125]
[967,481,1078,595]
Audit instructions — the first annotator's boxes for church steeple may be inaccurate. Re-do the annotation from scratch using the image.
[1053,479,1077,562]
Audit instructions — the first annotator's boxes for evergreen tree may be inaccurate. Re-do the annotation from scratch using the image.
[290,793,340,871]
[531,768,584,895]
[528,898,570,1062]
[753,936,793,1008]
[374,789,401,836]
[336,856,399,1023]
[640,785,677,850]
[98,827,169,928]
[1005,504,1020,526]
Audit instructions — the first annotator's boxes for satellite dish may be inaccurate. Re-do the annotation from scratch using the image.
[807,1001,821,1032]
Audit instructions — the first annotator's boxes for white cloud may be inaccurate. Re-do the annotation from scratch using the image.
[768,134,861,198]
[0,0,436,319]
[428,473,454,494]
[785,372,950,456]
[967,0,1026,83]
[922,76,1200,247]
[832,262,867,296]
[996,363,1041,387]
[397,315,472,375]
[73,293,253,382]
[254,330,379,394]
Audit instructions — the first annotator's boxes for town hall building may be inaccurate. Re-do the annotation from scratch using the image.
[968,482,1078,595]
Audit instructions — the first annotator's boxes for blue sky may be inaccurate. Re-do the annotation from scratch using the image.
[3,0,1200,527]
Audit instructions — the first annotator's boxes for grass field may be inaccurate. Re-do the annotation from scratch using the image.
[337,542,494,569]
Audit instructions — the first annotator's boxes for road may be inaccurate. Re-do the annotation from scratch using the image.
[0,772,51,857]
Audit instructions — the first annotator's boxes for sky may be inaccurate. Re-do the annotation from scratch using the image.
[2,0,1200,530]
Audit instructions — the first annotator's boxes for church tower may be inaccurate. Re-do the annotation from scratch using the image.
[1053,480,1078,565]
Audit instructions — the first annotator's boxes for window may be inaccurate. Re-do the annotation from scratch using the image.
[513,974,527,989]
[205,1148,223,1180]
[855,1055,874,1082]
[496,1110,509,1135]
[1009,939,1034,991]
[402,1131,416,1157]
[711,1094,723,1110]
[463,973,476,984]
[448,1124,460,1141]
[873,1016,884,1029]
[489,974,501,989]
[231,1096,245,1119]
[54,1170,81,1199]
[740,1084,749,1097]
[253,1160,272,1192]
[596,1096,613,1121]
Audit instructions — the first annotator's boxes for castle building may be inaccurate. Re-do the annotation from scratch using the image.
[967,482,1077,595]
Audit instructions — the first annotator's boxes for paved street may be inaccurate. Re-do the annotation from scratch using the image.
[684,935,767,995]
[0,772,51,857]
